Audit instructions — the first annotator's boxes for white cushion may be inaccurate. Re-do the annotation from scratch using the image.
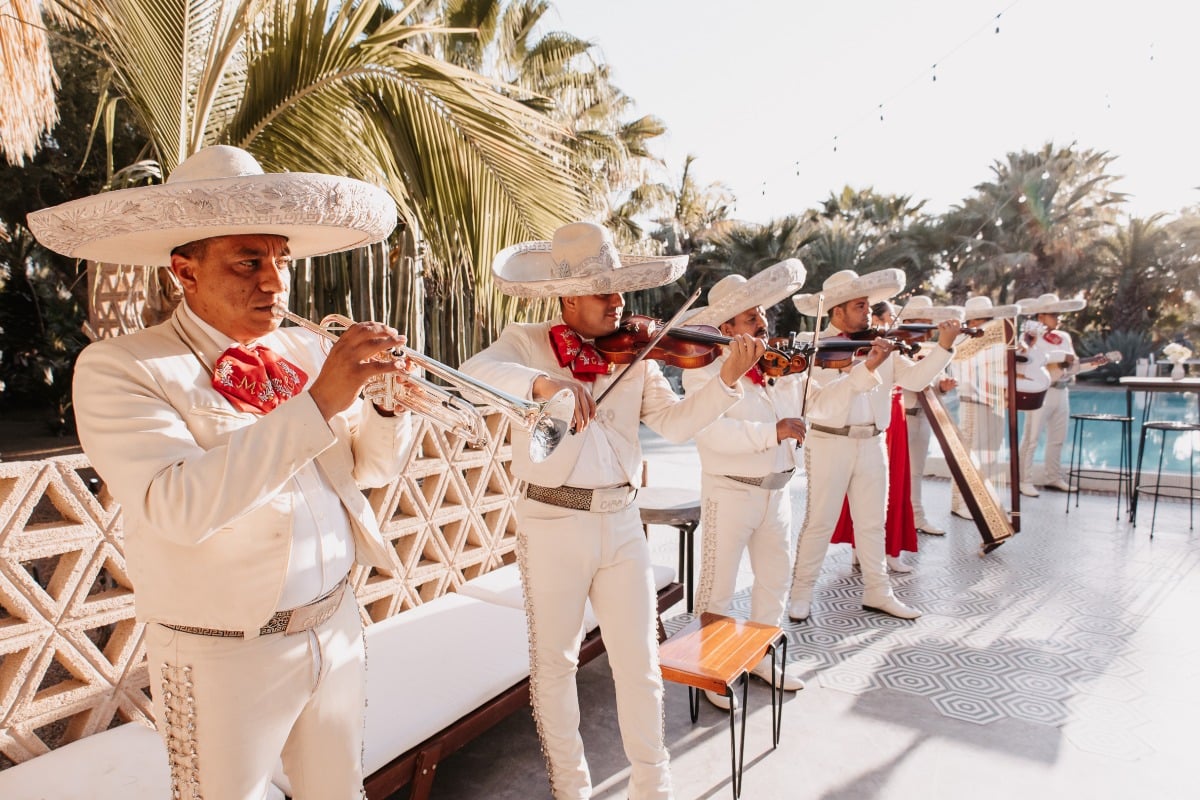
[0,722,284,800]
[271,593,530,795]
[459,563,676,630]
[361,594,529,776]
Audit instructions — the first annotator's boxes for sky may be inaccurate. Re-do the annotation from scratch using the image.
[548,0,1200,223]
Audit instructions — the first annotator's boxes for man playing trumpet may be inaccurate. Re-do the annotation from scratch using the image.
[28,145,412,799]
[461,222,763,800]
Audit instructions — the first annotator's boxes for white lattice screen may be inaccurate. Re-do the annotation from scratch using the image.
[0,411,520,767]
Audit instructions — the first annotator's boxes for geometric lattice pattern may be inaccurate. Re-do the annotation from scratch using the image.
[0,408,522,768]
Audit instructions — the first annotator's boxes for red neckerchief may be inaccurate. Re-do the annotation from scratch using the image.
[212,344,309,414]
[746,364,766,387]
[1043,331,1063,346]
[549,325,610,382]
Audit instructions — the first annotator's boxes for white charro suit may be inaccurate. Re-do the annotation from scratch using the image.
[461,317,742,800]
[789,329,953,610]
[73,303,411,799]
[1019,329,1077,485]
[686,358,855,628]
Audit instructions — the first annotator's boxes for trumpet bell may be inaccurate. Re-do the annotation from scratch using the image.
[528,389,574,463]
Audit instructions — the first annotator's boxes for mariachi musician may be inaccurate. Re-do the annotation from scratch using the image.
[787,270,962,623]
[460,221,763,800]
[27,146,412,798]
[682,259,827,709]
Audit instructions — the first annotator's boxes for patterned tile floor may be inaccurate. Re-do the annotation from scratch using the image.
[407,433,1199,800]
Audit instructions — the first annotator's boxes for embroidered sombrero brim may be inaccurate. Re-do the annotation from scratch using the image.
[897,302,965,323]
[963,303,1020,320]
[792,268,905,316]
[27,172,397,267]
[687,259,808,328]
[492,240,687,298]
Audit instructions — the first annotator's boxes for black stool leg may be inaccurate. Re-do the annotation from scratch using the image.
[1133,426,1150,526]
[1066,417,1081,514]
[1150,430,1167,538]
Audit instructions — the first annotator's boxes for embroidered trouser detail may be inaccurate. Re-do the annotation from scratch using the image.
[515,497,673,800]
[696,475,792,627]
[160,664,202,800]
[790,431,891,604]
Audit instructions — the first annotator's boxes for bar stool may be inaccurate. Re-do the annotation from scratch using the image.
[1065,413,1133,519]
[637,486,701,612]
[1132,420,1200,535]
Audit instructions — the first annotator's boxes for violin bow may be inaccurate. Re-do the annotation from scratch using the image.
[799,293,825,421]
[592,285,704,408]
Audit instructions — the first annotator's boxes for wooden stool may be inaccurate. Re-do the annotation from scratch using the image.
[659,612,786,799]
[637,486,701,612]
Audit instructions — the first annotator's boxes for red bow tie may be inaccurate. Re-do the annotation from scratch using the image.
[1043,331,1063,346]
[212,344,309,414]
[746,365,766,387]
[549,325,611,382]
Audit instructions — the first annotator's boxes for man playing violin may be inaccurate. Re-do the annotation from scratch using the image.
[896,297,962,534]
[788,270,962,622]
[461,222,762,800]
[27,146,414,798]
[682,259,846,709]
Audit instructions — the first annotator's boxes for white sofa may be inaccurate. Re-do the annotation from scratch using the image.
[0,564,682,800]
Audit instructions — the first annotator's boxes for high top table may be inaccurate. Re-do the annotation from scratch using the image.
[1118,376,1200,508]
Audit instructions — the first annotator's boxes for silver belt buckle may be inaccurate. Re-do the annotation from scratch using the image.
[283,587,344,635]
[589,485,635,513]
[847,424,876,439]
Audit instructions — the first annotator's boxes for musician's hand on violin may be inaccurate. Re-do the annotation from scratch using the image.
[1064,353,1077,366]
[776,417,807,445]
[534,374,596,433]
[935,319,962,351]
[719,334,767,387]
[863,338,893,372]
[310,322,407,421]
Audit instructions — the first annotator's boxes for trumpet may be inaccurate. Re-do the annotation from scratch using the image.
[280,311,574,463]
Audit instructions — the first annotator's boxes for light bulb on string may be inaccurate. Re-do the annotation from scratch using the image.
[879,103,884,122]
[995,12,1001,34]
[931,63,937,82]
[833,135,838,153]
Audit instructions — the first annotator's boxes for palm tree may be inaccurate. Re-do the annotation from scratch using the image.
[942,142,1124,302]
[1090,214,1192,336]
[34,0,587,363]
[0,0,62,166]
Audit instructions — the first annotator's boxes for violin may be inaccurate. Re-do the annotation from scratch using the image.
[595,315,809,377]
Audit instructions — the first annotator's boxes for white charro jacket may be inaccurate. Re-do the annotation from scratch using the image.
[72,304,411,636]
[683,355,866,478]
[805,325,954,430]
[460,318,743,488]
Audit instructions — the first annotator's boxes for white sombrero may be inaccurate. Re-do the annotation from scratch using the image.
[962,295,1019,320]
[685,259,808,328]
[896,295,965,323]
[792,268,905,316]
[492,222,687,298]
[1019,292,1086,314]
[26,145,397,266]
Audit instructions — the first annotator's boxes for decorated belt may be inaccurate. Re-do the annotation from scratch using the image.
[810,422,882,439]
[905,407,922,416]
[162,577,348,638]
[724,469,795,491]
[525,483,638,513]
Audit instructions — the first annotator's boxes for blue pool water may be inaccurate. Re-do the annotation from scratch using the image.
[1052,385,1199,473]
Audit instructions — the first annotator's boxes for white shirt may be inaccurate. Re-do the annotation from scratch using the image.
[183,302,354,610]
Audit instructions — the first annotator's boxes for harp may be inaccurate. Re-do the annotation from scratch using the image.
[917,318,1020,552]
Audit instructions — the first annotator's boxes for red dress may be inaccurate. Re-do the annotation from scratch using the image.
[830,387,918,556]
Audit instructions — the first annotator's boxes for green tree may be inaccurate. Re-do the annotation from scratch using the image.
[942,142,1124,302]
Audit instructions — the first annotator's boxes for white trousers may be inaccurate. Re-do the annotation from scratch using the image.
[789,431,892,605]
[1020,386,1070,484]
[515,497,672,800]
[906,409,933,527]
[694,474,792,627]
[144,585,366,800]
